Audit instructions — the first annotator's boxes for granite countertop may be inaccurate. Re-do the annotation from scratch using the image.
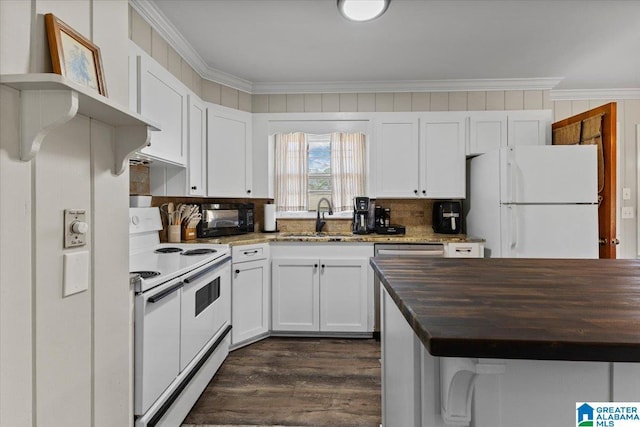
[370,257,640,363]
[188,230,483,246]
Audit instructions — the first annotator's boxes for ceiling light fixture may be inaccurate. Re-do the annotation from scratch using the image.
[338,0,390,22]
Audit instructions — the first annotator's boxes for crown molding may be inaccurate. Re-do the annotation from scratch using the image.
[129,0,564,95]
[550,88,640,101]
[250,77,564,95]
[129,0,253,93]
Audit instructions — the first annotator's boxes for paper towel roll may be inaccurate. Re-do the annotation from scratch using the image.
[264,204,276,231]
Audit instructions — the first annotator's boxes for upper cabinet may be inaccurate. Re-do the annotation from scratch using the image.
[373,114,420,198]
[468,112,508,155]
[207,104,253,197]
[467,110,552,156]
[373,112,466,199]
[130,44,187,166]
[507,110,552,148]
[188,95,207,196]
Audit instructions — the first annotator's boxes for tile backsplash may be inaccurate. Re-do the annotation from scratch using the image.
[146,196,454,238]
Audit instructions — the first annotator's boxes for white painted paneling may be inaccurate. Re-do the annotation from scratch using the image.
[35,115,92,427]
[93,0,129,106]
[90,120,132,427]
[0,85,33,427]
[0,0,31,74]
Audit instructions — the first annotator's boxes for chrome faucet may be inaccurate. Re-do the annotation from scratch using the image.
[315,197,333,232]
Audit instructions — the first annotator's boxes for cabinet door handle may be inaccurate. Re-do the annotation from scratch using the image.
[422,189,426,195]
[314,264,318,268]
[414,189,418,195]
[235,269,240,274]
[247,189,252,194]
[191,186,197,190]
[321,264,325,269]
[243,250,259,256]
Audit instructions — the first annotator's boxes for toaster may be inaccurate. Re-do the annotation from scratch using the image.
[432,201,462,234]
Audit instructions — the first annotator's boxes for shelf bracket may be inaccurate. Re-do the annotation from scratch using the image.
[114,125,151,175]
[20,89,78,161]
[440,357,505,426]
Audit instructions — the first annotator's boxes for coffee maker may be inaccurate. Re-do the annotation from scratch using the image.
[352,197,370,234]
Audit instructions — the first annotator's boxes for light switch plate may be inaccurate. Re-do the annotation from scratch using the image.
[623,188,631,200]
[622,207,634,219]
[63,251,89,297]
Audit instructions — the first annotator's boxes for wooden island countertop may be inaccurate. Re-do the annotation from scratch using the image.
[370,257,640,362]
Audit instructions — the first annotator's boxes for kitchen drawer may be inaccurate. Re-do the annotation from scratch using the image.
[444,242,483,258]
[232,243,269,263]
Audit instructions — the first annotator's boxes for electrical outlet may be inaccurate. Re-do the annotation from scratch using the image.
[623,188,631,200]
[622,207,634,219]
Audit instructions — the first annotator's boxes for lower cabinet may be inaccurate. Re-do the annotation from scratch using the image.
[231,244,269,348]
[271,243,373,333]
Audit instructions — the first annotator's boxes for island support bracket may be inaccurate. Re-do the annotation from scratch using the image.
[440,357,505,426]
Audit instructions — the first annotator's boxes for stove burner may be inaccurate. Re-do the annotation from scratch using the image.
[131,271,161,279]
[181,248,217,256]
[155,247,183,254]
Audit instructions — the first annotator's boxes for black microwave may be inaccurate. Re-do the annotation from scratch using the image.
[197,203,254,238]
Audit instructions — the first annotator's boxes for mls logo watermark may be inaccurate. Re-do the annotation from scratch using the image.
[577,402,640,427]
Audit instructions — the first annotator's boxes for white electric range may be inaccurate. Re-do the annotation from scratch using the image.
[129,207,232,427]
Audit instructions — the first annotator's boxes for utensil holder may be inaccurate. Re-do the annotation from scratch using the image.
[168,225,181,243]
[183,227,196,241]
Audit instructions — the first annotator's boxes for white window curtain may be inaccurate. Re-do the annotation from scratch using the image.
[330,132,366,212]
[274,132,308,211]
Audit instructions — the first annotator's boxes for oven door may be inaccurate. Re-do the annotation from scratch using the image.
[180,256,231,371]
[134,278,183,415]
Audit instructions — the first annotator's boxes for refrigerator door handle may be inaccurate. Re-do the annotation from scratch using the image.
[509,205,518,252]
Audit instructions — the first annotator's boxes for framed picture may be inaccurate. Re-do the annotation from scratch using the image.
[45,13,107,96]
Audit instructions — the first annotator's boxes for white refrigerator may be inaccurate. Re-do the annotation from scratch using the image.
[466,145,599,258]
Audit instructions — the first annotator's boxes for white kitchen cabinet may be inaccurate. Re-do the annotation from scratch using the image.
[271,243,373,333]
[133,45,187,166]
[374,114,420,198]
[507,110,552,148]
[188,94,206,196]
[421,114,466,199]
[271,258,320,332]
[381,286,421,427]
[373,113,466,199]
[231,244,270,348]
[467,112,508,156]
[467,110,552,156]
[207,103,253,197]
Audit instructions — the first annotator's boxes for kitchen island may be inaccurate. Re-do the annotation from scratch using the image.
[371,257,640,427]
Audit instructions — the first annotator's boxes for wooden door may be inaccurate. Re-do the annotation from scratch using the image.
[552,103,617,258]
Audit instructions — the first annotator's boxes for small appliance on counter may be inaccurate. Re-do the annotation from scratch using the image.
[197,202,254,238]
[352,197,371,234]
[432,200,462,234]
[374,205,406,235]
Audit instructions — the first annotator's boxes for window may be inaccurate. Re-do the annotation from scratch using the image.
[307,134,331,211]
[274,132,366,214]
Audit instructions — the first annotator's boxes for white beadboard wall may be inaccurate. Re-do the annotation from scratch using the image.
[1,1,132,427]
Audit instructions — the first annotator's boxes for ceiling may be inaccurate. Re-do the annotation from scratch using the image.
[145,0,640,93]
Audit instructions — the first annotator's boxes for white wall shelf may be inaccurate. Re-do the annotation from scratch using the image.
[0,73,160,175]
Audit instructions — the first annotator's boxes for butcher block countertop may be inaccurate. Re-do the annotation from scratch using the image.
[370,257,640,362]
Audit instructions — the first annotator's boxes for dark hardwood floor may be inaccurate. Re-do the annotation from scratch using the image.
[182,337,381,427]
